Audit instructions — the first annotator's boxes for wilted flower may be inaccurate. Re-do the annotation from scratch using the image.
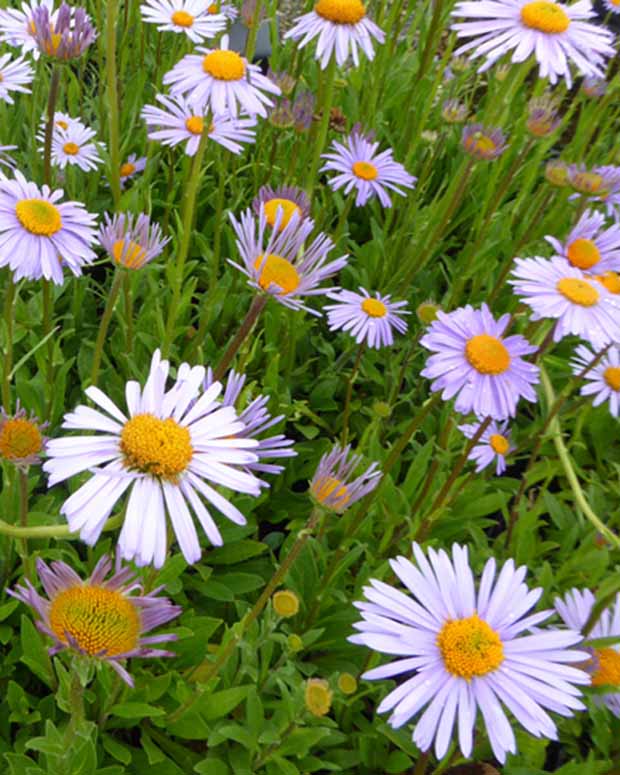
[292,90,315,132]
[545,159,570,186]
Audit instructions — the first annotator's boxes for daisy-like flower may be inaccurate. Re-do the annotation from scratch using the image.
[441,99,469,124]
[0,0,55,59]
[510,256,620,348]
[40,111,85,135]
[140,0,226,42]
[351,543,590,763]
[582,75,607,97]
[228,208,348,315]
[310,444,381,513]
[0,53,33,105]
[526,94,561,137]
[567,164,620,220]
[324,287,409,349]
[0,403,46,468]
[545,159,570,187]
[292,90,315,132]
[203,1,238,21]
[163,34,280,118]
[252,185,311,231]
[555,588,620,716]
[142,94,257,156]
[284,0,385,70]
[420,303,539,420]
[48,123,103,172]
[457,419,513,474]
[31,2,96,61]
[98,212,170,271]
[461,124,507,160]
[43,350,264,567]
[0,171,98,285]
[570,343,620,417]
[546,210,620,275]
[594,271,620,295]
[266,68,296,96]
[451,0,614,87]
[9,555,181,687]
[321,130,416,208]
[602,0,620,14]
[119,154,147,188]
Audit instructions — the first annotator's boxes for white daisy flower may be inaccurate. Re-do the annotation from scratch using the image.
[140,0,226,42]
[0,0,56,59]
[48,123,104,172]
[0,53,33,104]
[457,419,513,475]
[571,343,620,417]
[324,287,409,349]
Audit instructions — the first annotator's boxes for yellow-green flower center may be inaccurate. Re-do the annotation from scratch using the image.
[557,277,600,307]
[489,434,510,455]
[315,0,366,23]
[202,49,246,81]
[604,367,620,392]
[305,679,333,716]
[567,238,601,270]
[361,298,387,318]
[253,253,301,294]
[15,198,62,237]
[520,1,570,33]
[437,614,504,680]
[120,412,193,481]
[352,160,378,180]
[263,198,301,230]
[465,334,511,375]
[272,590,300,618]
[0,418,42,460]
[171,10,194,26]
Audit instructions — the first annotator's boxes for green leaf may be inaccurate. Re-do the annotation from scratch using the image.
[198,686,250,720]
[109,702,165,719]
[102,734,132,765]
[208,540,268,565]
[194,759,230,775]
[141,730,166,764]
[19,615,55,689]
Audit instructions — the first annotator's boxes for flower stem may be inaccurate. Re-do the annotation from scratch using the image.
[212,295,267,381]
[341,343,365,446]
[305,56,337,196]
[42,281,54,419]
[43,65,61,186]
[211,153,229,289]
[123,272,133,354]
[17,468,33,580]
[0,512,121,539]
[244,0,265,62]
[106,0,121,209]
[90,268,123,387]
[2,274,16,410]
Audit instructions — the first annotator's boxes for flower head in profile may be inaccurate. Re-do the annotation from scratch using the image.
[9,555,181,687]
[0,53,33,104]
[545,210,620,275]
[284,0,385,70]
[228,208,348,315]
[140,0,226,42]
[204,1,238,21]
[48,123,104,172]
[98,212,170,271]
[0,404,46,468]
[351,543,590,762]
[510,256,620,349]
[324,287,409,349]
[0,0,56,59]
[567,164,620,220]
[420,303,539,420]
[462,124,507,160]
[163,34,280,118]
[442,98,469,124]
[252,185,311,231]
[0,170,98,285]
[321,129,416,208]
[458,419,513,475]
[120,154,147,188]
[43,350,264,567]
[451,0,614,87]
[571,344,620,417]
[545,159,570,187]
[292,90,315,132]
[555,588,620,716]
[310,444,381,513]
[582,75,607,97]
[31,2,96,61]
[526,94,561,137]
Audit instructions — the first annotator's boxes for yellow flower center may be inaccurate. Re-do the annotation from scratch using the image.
[352,160,378,180]
[120,412,193,481]
[272,590,300,618]
[437,614,504,680]
[572,172,604,194]
[465,334,511,375]
[593,271,620,294]
[207,3,219,12]
[604,367,620,392]
[56,119,69,130]
[63,141,79,156]
[185,115,204,135]
[0,418,43,460]
[171,9,194,26]
[361,298,387,318]
[557,277,600,307]
[464,132,497,157]
[202,49,246,81]
[49,585,140,657]
[15,198,62,237]
[489,434,510,455]
[44,32,63,56]
[263,198,302,230]
[120,162,136,178]
[337,672,358,694]
[311,476,350,507]
[592,648,620,687]
[566,238,601,270]
[520,1,570,33]
[253,253,301,294]
[314,0,366,24]
[112,239,148,270]
[305,679,333,717]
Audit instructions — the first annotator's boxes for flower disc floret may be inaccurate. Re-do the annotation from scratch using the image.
[263,198,301,229]
[557,277,599,306]
[361,298,387,318]
[120,162,136,178]
[0,417,42,460]
[315,0,366,23]
[171,9,194,26]
[254,253,301,294]
[352,160,378,180]
[465,334,511,375]
[185,115,204,134]
[312,475,350,506]
[202,49,245,80]
[113,239,147,269]
[63,141,79,155]
[120,413,193,481]
[489,434,510,455]
[15,198,62,236]
[520,1,570,32]
[437,614,504,680]
[567,238,601,270]
[593,648,620,687]
[596,271,620,294]
[605,367,620,391]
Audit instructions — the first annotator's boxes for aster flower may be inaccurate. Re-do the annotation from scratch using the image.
[451,0,614,88]
[0,404,46,468]
[266,68,295,96]
[351,543,590,762]
[142,93,257,155]
[292,90,315,132]
[567,164,620,220]
[268,98,295,129]
[203,1,238,21]
[510,256,620,349]
[420,303,539,420]
[40,111,85,135]
[284,0,385,70]
[163,34,280,118]
[545,159,570,187]
[140,0,226,42]
[98,212,170,271]
[462,124,507,160]
[602,0,620,13]
[321,130,416,208]
[0,0,56,59]
[252,185,311,231]
[31,2,96,61]
[9,555,181,687]
[310,444,381,513]
[120,154,147,188]
[324,288,409,349]
[0,53,33,105]
[582,75,607,96]
[545,210,620,275]
[570,343,620,417]
[594,271,620,295]
[442,98,469,124]
[457,419,513,475]
[228,208,348,315]
[48,123,103,172]
[43,350,264,567]
[526,94,561,137]
[0,170,98,285]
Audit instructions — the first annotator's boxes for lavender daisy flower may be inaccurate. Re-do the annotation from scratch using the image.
[0,170,98,285]
[451,0,614,87]
[0,53,33,104]
[310,444,381,513]
[462,124,507,160]
[284,0,385,70]
[0,403,46,468]
[545,210,620,274]
[120,154,147,188]
[351,543,590,762]
[510,256,620,348]
[163,34,280,118]
[0,0,56,59]
[252,185,311,231]
[570,343,620,417]
[228,208,348,316]
[324,288,409,349]
[43,350,263,567]
[48,123,103,172]
[602,0,620,14]
[457,419,513,475]
[98,212,170,270]
[526,94,561,137]
[140,0,226,42]
[9,555,181,687]
[420,303,539,420]
[321,129,416,208]
[555,588,620,716]
[204,1,238,21]
[567,164,620,220]
[31,2,96,61]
